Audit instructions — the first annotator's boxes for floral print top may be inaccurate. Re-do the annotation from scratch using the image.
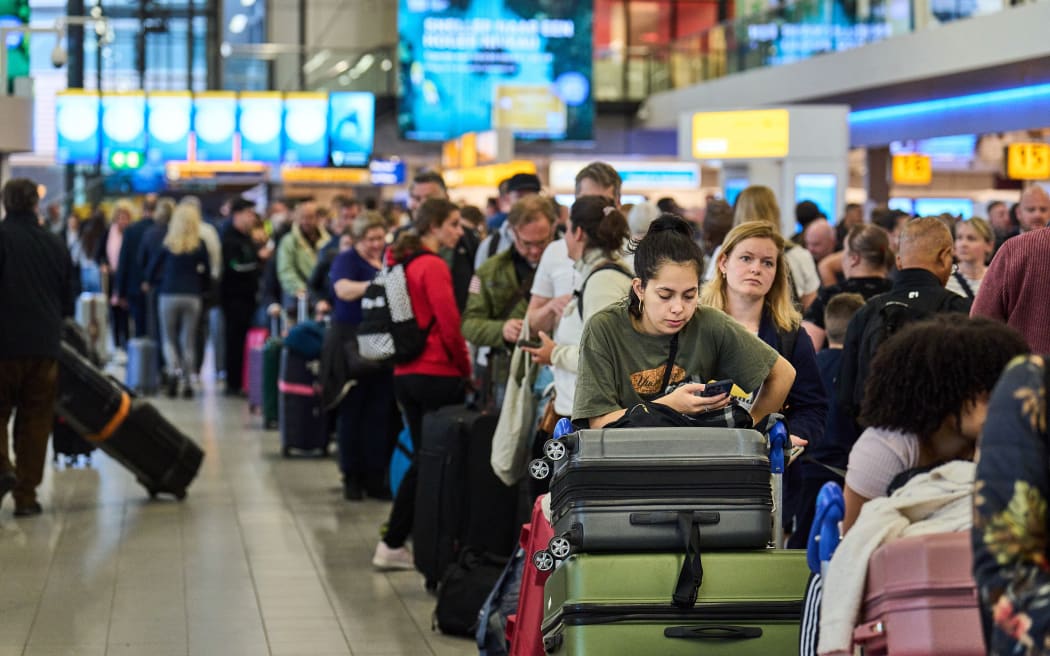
[974,354,1049,655]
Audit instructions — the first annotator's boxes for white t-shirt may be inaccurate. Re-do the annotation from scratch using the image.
[530,238,577,300]
[785,245,819,298]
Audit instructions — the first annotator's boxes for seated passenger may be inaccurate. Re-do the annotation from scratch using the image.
[573,215,796,429]
[841,315,1028,533]
[520,196,634,424]
[972,354,1050,653]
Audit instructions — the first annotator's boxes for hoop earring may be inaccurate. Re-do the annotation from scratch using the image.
[639,299,644,315]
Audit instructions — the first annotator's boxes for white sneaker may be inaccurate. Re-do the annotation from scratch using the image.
[372,541,415,571]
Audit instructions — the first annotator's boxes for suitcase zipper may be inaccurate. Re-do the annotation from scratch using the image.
[545,600,804,630]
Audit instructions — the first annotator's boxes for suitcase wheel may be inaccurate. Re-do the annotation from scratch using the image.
[281,446,291,458]
[532,550,555,572]
[529,459,551,480]
[543,439,567,462]
[548,535,573,560]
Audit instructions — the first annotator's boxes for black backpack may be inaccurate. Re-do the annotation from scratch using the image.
[433,548,508,637]
[356,251,438,365]
[848,290,958,414]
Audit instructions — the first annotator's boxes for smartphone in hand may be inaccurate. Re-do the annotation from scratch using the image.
[697,379,734,397]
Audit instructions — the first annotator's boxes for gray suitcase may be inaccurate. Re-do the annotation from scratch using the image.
[544,428,773,558]
[75,292,109,362]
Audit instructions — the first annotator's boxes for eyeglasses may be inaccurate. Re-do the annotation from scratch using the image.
[513,232,551,251]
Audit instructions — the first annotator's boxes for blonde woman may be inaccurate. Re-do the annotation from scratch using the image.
[946,216,994,300]
[701,221,827,545]
[145,202,211,398]
[727,186,821,309]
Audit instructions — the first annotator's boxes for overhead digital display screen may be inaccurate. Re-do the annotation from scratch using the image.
[101,92,147,167]
[283,92,329,166]
[794,174,837,224]
[328,91,374,167]
[398,0,594,142]
[147,92,192,163]
[55,90,100,165]
[238,92,283,163]
[193,92,237,161]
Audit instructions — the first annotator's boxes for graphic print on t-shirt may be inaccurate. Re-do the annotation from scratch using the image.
[630,364,688,397]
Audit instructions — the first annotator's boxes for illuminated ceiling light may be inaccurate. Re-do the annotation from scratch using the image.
[348,53,374,79]
[228,13,248,35]
[849,83,1050,124]
[332,59,350,74]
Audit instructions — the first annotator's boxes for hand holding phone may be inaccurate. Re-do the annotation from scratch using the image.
[697,379,733,397]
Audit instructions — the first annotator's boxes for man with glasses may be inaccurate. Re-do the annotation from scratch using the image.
[462,195,557,407]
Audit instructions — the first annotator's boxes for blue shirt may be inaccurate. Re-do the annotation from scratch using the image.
[329,248,379,325]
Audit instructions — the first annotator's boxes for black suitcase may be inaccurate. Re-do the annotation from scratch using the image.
[55,342,204,499]
[104,400,204,500]
[544,428,774,557]
[278,348,328,457]
[413,406,517,589]
[52,414,96,464]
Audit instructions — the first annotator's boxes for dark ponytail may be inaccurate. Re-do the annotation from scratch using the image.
[569,195,629,255]
[391,197,457,262]
[627,214,703,318]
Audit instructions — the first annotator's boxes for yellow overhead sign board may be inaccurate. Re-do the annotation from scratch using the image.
[891,154,932,186]
[444,160,537,189]
[1006,143,1050,180]
[691,109,790,159]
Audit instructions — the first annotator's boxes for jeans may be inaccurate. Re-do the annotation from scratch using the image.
[383,374,465,549]
[159,294,202,382]
[0,358,58,506]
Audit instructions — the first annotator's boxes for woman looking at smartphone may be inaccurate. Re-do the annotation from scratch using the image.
[520,196,634,424]
[574,215,796,429]
[701,221,828,544]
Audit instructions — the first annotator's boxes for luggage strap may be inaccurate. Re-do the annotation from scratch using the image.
[278,380,315,396]
[86,392,131,443]
[629,510,720,608]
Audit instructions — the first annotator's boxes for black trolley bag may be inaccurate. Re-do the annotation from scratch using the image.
[540,427,774,559]
[55,342,204,499]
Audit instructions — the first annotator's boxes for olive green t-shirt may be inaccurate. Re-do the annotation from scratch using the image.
[573,299,780,421]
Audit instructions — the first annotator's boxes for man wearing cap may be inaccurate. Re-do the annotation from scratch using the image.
[220,198,265,396]
[475,172,542,270]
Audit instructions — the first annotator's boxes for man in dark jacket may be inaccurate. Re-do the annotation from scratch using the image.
[0,179,73,517]
[114,195,156,337]
[220,198,264,396]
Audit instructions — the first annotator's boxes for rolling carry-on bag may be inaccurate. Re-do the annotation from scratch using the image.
[541,427,773,555]
[541,550,809,656]
[852,531,982,656]
[277,347,327,456]
[262,333,283,428]
[125,292,160,395]
[242,326,269,396]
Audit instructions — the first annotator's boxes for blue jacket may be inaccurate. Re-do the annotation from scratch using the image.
[757,311,828,448]
[146,244,211,296]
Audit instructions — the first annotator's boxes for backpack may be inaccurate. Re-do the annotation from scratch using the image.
[848,290,957,414]
[433,548,508,637]
[357,251,438,364]
[576,261,632,319]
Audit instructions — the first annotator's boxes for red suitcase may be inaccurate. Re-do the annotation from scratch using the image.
[507,495,555,656]
[853,532,983,656]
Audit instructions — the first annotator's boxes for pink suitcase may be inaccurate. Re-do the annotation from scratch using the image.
[853,532,983,656]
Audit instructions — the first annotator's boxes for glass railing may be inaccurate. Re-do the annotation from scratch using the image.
[595,0,1011,102]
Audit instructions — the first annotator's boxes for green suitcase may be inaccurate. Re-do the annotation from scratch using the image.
[542,550,809,655]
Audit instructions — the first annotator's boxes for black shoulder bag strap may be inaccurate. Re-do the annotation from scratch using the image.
[953,270,975,300]
[660,333,680,394]
[488,231,501,259]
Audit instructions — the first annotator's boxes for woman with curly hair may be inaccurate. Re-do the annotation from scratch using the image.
[841,315,1028,533]
[972,353,1050,654]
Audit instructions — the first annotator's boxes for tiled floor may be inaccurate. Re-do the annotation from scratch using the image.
[0,379,477,656]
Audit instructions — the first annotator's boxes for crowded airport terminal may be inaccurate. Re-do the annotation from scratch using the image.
[0,0,1048,653]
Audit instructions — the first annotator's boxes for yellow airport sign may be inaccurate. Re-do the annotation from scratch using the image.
[891,154,932,186]
[444,160,537,188]
[691,109,790,159]
[1006,143,1050,180]
[280,167,371,184]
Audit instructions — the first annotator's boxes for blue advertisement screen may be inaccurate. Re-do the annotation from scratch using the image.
[914,198,973,219]
[283,93,329,166]
[398,0,594,141]
[147,93,191,163]
[193,93,237,161]
[238,93,283,163]
[101,93,147,165]
[794,174,837,225]
[724,178,748,206]
[328,92,374,167]
[55,92,100,164]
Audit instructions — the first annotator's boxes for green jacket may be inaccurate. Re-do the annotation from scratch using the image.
[462,249,532,348]
[276,223,331,296]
